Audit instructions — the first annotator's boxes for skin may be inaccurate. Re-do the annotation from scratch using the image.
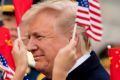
[12,39,77,80]
[27,13,70,78]
[12,39,28,80]
[53,39,77,80]
[12,8,84,80]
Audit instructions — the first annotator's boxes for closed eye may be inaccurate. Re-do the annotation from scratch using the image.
[35,35,45,40]
[32,33,46,40]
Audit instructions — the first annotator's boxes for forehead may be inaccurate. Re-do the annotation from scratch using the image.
[28,8,60,35]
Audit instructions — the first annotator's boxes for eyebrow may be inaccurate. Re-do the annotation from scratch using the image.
[30,32,45,37]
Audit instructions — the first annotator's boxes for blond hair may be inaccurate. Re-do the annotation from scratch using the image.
[22,0,91,51]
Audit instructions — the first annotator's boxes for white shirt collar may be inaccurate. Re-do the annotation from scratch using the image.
[68,51,91,74]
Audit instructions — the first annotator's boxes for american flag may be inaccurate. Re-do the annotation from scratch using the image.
[0,53,14,79]
[0,53,30,80]
[76,0,103,41]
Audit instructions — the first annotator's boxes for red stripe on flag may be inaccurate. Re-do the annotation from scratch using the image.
[91,24,103,30]
[85,32,101,41]
[90,17,102,23]
[77,9,89,14]
[76,16,90,21]
[89,2,100,10]
[89,10,101,17]
[76,22,90,27]
[87,28,102,36]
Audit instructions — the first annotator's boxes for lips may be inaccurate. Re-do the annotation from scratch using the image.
[33,54,44,61]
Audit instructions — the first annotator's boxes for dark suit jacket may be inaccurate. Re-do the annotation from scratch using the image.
[66,51,110,80]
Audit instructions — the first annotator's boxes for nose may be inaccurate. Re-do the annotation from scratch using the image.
[27,38,38,52]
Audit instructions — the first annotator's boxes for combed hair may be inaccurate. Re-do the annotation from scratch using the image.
[22,0,91,51]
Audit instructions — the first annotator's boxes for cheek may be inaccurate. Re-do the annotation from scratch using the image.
[35,40,58,68]
[36,38,69,68]
[41,40,58,60]
[42,38,69,59]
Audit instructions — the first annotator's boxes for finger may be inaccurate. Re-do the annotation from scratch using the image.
[65,39,76,51]
[18,39,26,51]
[69,39,76,47]
[13,39,20,52]
[71,49,77,59]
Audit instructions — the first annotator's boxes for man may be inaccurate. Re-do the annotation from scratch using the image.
[12,0,109,80]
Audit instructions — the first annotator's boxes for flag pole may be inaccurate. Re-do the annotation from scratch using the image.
[72,23,77,41]
[17,26,21,39]
[72,1,79,41]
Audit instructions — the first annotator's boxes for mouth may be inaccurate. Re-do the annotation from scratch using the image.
[34,55,44,61]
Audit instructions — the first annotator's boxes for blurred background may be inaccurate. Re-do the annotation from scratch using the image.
[92,0,120,52]
[93,0,120,74]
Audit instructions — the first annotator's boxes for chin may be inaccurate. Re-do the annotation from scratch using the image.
[35,62,52,78]
[35,62,48,72]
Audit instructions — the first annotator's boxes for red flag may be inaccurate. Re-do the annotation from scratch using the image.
[0,27,15,79]
[108,48,120,80]
[13,0,32,25]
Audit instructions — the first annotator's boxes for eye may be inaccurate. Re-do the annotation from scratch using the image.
[35,35,45,40]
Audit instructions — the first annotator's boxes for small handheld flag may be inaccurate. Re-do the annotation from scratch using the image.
[13,0,32,25]
[74,0,103,41]
[13,0,32,39]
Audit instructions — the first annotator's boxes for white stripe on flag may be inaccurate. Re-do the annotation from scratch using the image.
[89,13,101,21]
[78,6,89,11]
[76,13,90,19]
[89,6,101,14]
[89,0,100,7]
[7,73,13,79]
[76,18,90,25]
[90,20,102,28]
[86,30,102,40]
[91,26,103,34]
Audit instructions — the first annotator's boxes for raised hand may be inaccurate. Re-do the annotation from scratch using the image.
[53,39,77,80]
[12,39,28,80]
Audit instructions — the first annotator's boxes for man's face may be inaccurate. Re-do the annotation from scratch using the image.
[27,13,69,76]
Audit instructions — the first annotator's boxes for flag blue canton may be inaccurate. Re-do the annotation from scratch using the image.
[78,0,89,8]
[0,54,8,68]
